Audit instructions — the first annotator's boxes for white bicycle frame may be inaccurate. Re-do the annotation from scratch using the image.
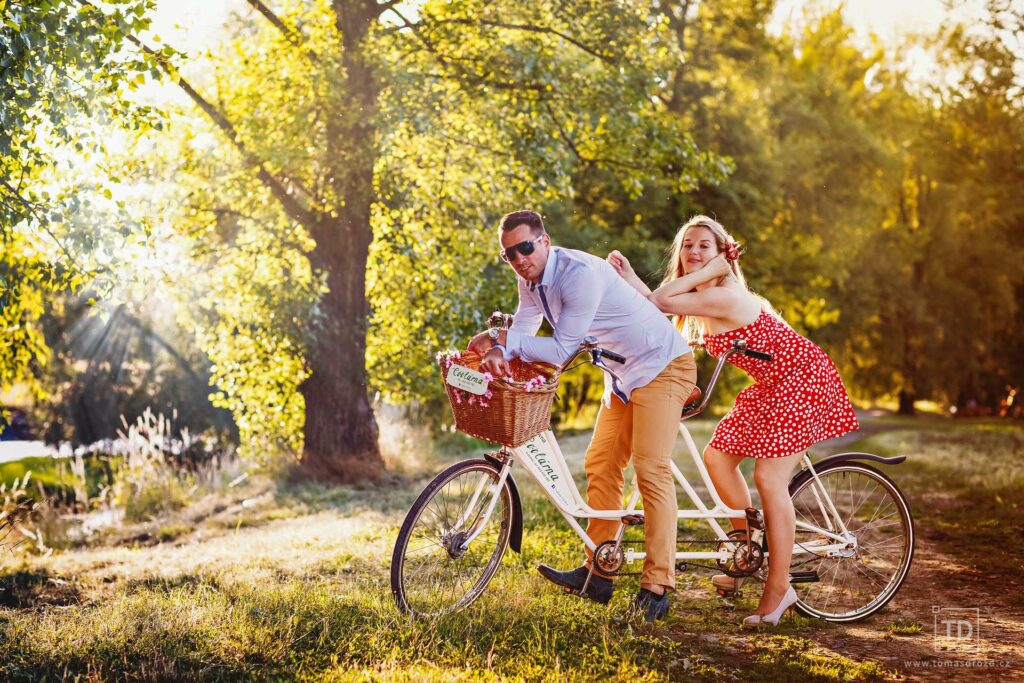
[484,427,856,567]
[456,342,858,567]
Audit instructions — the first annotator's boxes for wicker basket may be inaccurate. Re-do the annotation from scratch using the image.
[439,351,559,447]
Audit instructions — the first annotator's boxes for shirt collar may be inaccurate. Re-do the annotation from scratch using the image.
[528,246,559,291]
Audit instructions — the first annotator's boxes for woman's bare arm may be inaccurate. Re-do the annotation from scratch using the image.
[647,255,731,302]
[607,250,653,296]
[650,285,742,319]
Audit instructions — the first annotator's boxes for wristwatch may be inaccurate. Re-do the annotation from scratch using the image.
[487,328,500,347]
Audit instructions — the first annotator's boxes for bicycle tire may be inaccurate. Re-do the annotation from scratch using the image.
[788,461,915,622]
[391,459,513,617]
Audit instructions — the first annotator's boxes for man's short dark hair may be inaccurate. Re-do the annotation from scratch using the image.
[498,210,545,236]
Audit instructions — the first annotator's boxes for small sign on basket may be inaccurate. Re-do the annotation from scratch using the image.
[445,364,489,395]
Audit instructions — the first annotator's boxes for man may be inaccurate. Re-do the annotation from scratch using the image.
[468,210,697,622]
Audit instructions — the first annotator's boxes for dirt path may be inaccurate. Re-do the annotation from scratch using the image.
[807,418,1023,679]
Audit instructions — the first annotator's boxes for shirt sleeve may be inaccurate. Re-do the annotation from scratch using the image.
[503,279,544,360]
[507,265,603,365]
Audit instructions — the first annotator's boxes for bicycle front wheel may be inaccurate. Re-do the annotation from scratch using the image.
[391,459,513,618]
[788,461,915,622]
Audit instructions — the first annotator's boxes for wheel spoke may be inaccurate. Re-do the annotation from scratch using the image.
[393,462,512,617]
[790,464,913,621]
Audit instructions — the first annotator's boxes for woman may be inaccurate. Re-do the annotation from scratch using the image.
[608,215,858,627]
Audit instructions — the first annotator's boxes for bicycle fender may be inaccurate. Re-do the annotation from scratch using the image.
[789,452,905,493]
[484,453,523,554]
[813,452,906,468]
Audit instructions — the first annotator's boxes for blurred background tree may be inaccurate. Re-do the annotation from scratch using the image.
[1,0,164,399]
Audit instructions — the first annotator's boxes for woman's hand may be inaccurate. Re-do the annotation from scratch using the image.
[607,250,636,279]
[706,253,731,279]
[608,250,654,297]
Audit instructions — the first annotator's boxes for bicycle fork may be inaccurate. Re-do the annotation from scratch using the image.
[454,461,513,552]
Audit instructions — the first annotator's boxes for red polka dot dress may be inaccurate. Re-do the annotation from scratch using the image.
[703,310,859,459]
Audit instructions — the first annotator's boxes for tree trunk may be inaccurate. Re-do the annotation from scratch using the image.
[897,389,916,416]
[296,0,385,481]
[298,224,382,481]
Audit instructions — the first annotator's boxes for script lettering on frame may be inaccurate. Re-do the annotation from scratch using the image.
[446,365,489,395]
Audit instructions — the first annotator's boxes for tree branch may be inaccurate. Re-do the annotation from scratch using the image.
[543,102,658,173]
[0,179,81,268]
[74,0,319,228]
[412,70,548,91]
[116,36,317,228]
[120,312,208,387]
[388,7,549,92]
[244,0,319,62]
[655,0,694,112]
[188,206,311,252]
[431,18,620,65]
[544,101,585,163]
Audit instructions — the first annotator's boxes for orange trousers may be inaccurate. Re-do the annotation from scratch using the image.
[584,353,697,589]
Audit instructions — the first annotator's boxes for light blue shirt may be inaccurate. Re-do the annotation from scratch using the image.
[505,247,691,405]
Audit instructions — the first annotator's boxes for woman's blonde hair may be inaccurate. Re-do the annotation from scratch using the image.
[661,215,777,340]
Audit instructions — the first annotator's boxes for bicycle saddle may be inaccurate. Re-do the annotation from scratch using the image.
[681,386,702,417]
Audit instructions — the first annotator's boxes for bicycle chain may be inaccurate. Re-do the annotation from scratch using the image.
[594,535,769,577]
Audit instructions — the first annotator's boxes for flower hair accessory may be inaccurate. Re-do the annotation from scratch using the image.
[724,241,745,261]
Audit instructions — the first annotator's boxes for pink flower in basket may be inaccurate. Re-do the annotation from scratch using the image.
[523,375,549,392]
[438,349,466,370]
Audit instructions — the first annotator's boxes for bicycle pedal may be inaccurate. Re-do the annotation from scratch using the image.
[744,507,764,531]
[789,570,819,583]
[621,514,645,526]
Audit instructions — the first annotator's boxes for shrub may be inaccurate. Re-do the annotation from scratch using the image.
[0,474,46,555]
[111,409,198,522]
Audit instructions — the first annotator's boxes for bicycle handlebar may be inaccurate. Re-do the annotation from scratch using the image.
[486,312,630,379]
[743,349,773,362]
[681,339,773,419]
[597,349,626,364]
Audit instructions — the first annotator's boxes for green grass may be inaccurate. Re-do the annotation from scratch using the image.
[746,636,890,681]
[882,618,924,636]
[1,415,1020,680]
[0,565,889,681]
[1,457,76,494]
[0,455,116,499]
[155,522,193,543]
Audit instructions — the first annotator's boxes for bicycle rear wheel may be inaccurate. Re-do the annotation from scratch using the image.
[788,461,914,622]
[391,459,513,617]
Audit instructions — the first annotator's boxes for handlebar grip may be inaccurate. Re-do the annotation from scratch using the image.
[600,349,626,364]
[744,349,773,362]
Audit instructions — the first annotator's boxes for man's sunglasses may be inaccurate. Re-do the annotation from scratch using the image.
[500,235,545,262]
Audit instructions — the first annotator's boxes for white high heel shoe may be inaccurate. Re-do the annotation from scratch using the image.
[742,585,798,628]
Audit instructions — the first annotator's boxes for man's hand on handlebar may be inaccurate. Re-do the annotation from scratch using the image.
[467,331,492,356]
[468,328,508,355]
[480,348,511,376]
